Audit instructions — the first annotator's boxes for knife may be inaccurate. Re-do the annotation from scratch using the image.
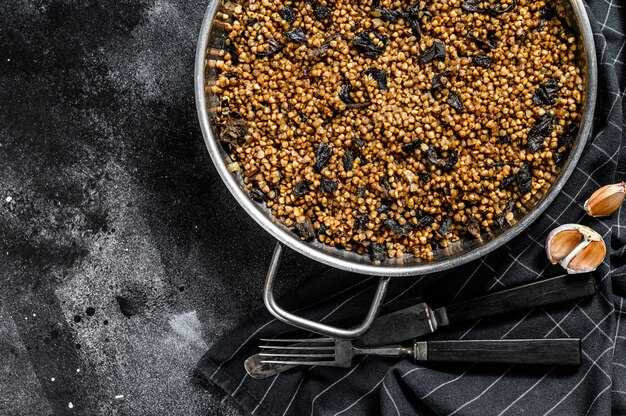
[356,274,596,346]
[245,274,595,379]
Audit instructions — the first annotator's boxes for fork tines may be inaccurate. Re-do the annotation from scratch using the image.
[258,337,337,366]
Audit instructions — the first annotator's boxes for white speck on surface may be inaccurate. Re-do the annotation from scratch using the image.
[5,196,12,203]
[114,395,124,399]
[76,368,80,373]
[32,313,36,317]
[51,378,55,382]
[68,402,73,409]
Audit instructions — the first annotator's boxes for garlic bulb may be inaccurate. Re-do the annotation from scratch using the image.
[546,224,606,274]
[584,183,626,217]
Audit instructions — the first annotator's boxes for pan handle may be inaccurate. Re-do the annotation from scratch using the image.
[263,243,391,340]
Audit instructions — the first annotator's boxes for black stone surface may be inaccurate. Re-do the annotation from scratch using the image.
[0,1,327,414]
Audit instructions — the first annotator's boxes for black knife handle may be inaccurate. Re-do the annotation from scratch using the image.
[439,274,596,326]
[420,339,581,365]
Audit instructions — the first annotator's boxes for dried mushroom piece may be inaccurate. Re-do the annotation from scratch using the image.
[461,0,517,16]
[532,78,559,106]
[404,1,432,40]
[369,243,386,261]
[279,6,296,23]
[379,177,392,197]
[498,134,511,144]
[377,203,391,214]
[384,218,412,235]
[362,69,388,90]
[371,7,404,23]
[495,199,515,227]
[355,186,367,197]
[224,39,240,64]
[418,215,434,228]
[316,142,333,170]
[446,91,464,112]
[526,113,555,153]
[308,34,342,58]
[339,83,352,105]
[432,70,453,91]
[488,0,517,15]
[339,82,372,110]
[250,187,267,202]
[425,146,458,169]
[419,42,446,64]
[295,217,316,240]
[540,5,556,20]
[500,173,516,189]
[353,31,388,58]
[218,112,248,145]
[401,139,423,153]
[516,163,532,195]
[472,55,492,68]
[467,30,498,50]
[311,2,332,21]
[293,180,312,197]
[554,123,579,164]
[355,213,370,230]
[284,28,308,44]
[320,177,338,193]
[466,214,481,238]
[436,216,452,236]
[558,123,579,149]
[461,0,483,13]
[343,147,357,171]
[255,39,284,58]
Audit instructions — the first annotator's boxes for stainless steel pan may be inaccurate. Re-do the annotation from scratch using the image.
[195,0,597,338]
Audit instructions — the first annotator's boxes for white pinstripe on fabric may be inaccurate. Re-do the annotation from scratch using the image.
[495,366,557,416]
[543,347,614,415]
[445,365,515,416]
[382,381,400,416]
[332,376,384,416]
[583,384,613,416]
[309,356,369,416]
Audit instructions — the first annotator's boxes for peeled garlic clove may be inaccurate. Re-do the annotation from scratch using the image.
[545,224,605,274]
[565,240,606,274]
[584,182,626,217]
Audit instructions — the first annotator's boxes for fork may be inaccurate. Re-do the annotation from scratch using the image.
[259,337,581,367]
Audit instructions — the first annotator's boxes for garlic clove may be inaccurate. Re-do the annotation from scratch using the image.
[584,182,626,217]
[546,229,582,264]
[545,224,605,274]
[566,240,606,274]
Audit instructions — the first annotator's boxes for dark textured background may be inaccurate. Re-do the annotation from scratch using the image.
[0,1,328,414]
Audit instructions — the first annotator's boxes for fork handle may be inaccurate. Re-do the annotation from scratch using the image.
[416,339,581,365]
